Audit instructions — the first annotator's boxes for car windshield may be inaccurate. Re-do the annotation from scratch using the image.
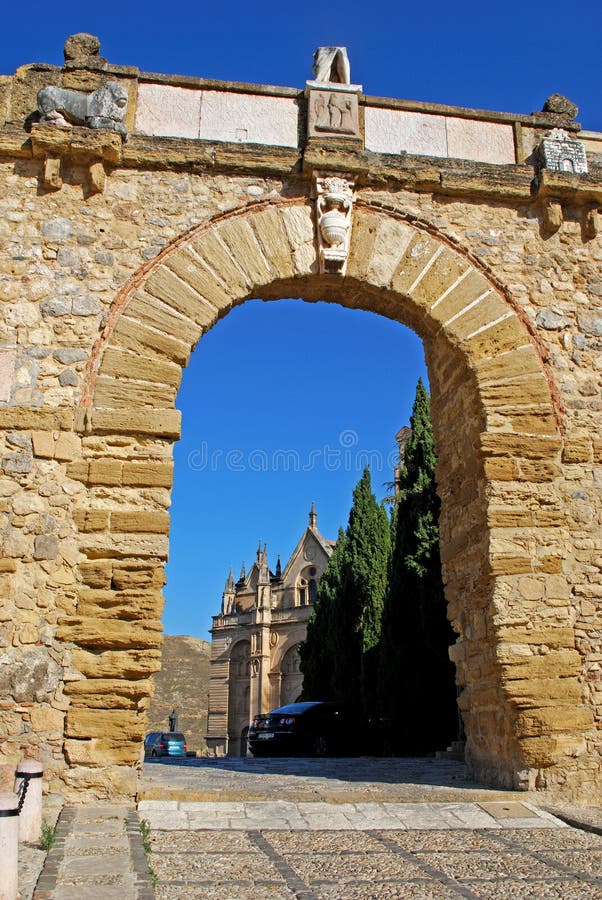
[162,733,185,741]
[270,702,328,715]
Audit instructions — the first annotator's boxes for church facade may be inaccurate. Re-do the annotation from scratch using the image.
[206,506,334,756]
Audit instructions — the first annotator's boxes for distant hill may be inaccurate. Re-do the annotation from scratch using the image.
[147,634,211,753]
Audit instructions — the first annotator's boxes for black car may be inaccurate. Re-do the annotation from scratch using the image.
[248,701,349,757]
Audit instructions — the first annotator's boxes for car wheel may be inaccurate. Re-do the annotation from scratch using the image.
[312,734,329,757]
[151,748,157,758]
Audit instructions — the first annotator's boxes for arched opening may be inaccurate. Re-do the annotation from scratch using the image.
[60,196,586,797]
[227,639,250,756]
[279,644,302,706]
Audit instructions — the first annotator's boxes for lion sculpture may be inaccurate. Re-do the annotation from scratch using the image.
[37,81,128,137]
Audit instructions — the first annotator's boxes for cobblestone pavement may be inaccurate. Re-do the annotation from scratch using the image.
[16,794,62,900]
[25,759,602,898]
[30,805,154,900]
[140,757,559,804]
[145,822,602,899]
[140,759,602,898]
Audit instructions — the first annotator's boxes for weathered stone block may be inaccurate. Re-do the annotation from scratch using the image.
[65,461,89,483]
[500,649,581,681]
[102,347,182,387]
[497,626,575,649]
[77,588,163,620]
[57,616,163,650]
[517,460,561,482]
[346,210,382,282]
[110,315,191,367]
[191,229,251,295]
[121,461,173,487]
[65,707,145,741]
[465,315,529,360]
[31,431,55,459]
[88,409,181,439]
[78,559,113,588]
[110,510,170,534]
[65,677,153,709]
[33,534,58,560]
[248,209,296,281]
[0,648,61,702]
[145,266,219,329]
[125,292,201,349]
[480,433,561,460]
[87,459,122,486]
[562,436,591,463]
[63,738,141,767]
[411,248,474,312]
[29,706,64,733]
[110,564,165,593]
[73,508,110,532]
[54,432,80,461]
[165,250,232,310]
[218,219,272,288]
[94,374,176,409]
[71,647,162,679]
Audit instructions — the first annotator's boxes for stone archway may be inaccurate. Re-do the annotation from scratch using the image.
[59,196,591,799]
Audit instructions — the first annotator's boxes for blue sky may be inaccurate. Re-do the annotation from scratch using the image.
[3,1,601,639]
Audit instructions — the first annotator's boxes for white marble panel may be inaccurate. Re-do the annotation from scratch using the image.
[365,107,447,158]
[199,92,299,147]
[0,349,15,402]
[135,83,202,139]
[446,117,515,165]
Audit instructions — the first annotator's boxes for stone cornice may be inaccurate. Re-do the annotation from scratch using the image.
[3,124,602,206]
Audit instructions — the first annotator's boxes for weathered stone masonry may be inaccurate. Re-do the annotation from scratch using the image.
[0,36,600,802]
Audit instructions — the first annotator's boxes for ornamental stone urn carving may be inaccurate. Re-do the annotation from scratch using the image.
[314,174,356,274]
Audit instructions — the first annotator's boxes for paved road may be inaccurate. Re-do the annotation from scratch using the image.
[24,758,602,898]
[139,758,602,898]
[139,756,556,804]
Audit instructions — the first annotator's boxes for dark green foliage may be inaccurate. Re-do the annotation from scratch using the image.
[300,469,390,716]
[379,379,458,754]
[339,468,390,713]
[299,528,346,700]
[301,381,457,754]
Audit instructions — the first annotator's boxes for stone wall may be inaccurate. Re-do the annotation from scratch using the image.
[0,41,600,802]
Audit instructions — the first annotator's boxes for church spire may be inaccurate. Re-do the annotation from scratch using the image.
[309,501,317,529]
[275,554,282,578]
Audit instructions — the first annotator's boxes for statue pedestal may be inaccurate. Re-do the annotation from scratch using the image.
[305,81,364,149]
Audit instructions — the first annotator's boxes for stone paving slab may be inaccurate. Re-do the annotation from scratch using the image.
[137,798,568,831]
[32,805,154,900]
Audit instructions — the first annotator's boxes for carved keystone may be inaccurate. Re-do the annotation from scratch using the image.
[313,173,356,275]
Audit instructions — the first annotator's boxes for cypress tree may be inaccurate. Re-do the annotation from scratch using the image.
[299,528,346,700]
[300,468,390,718]
[331,468,390,713]
[379,379,457,754]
